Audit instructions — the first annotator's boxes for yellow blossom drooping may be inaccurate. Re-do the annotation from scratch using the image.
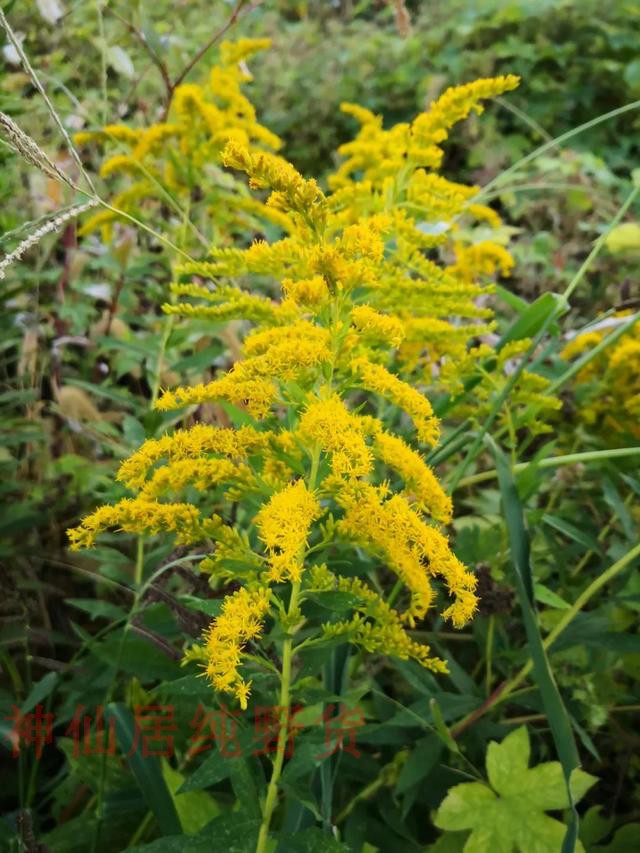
[255,480,323,581]
[138,458,238,500]
[351,357,440,446]
[201,586,271,709]
[67,499,202,550]
[372,431,453,523]
[335,481,477,627]
[116,424,267,490]
[156,375,277,419]
[312,570,448,674]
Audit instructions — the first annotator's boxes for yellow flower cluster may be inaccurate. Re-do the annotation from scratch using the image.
[325,77,522,388]
[440,338,562,438]
[298,396,373,479]
[74,39,281,243]
[69,63,531,708]
[255,480,322,582]
[200,586,271,709]
[67,498,202,550]
[310,567,447,673]
[560,317,640,439]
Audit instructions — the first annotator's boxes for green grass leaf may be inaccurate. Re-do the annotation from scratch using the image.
[486,435,584,852]
[106,702,182,837]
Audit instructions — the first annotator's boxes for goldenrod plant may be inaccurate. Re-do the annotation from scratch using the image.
[66,72,527,850]
[4,6,640,850]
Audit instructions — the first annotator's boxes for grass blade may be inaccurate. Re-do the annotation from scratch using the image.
[106,702,182,837]
[486,435,580,853]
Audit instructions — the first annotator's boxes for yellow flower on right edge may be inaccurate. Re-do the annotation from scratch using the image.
[561,315,640,440]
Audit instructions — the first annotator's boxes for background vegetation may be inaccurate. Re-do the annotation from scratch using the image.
[1,1,639,851]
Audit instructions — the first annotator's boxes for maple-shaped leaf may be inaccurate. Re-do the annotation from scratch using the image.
[434,726,597,853]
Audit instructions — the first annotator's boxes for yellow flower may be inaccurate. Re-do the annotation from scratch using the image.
[351,357,440,446]
[282,276,329,307]
[67,499,202,550]
[351,305,405,348]
[372,430,452,523]
[255,480,323,581]
[298,396,373,479]
[319,573,448,673]
[156,375,277,419]
[201,586,271,709]
[139,458,238,499]
[336,481,476,627]
[117,424,267,490]
[560,318,640,438]
[69,68,519,711]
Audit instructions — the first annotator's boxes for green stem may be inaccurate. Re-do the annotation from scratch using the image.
[474,99,640,203]
[485,615,495,698]
[134,536,145,587]
[150,314,175,408]
[256,581,301,853]
[563,182,640,302]
[455,446,640,490]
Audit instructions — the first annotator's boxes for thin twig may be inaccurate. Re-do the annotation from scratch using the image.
[168,0,258,109]
[108,8,173,102]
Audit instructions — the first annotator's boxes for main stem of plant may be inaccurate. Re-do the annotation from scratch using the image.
[256,579,300,853]
[256,444,320,852]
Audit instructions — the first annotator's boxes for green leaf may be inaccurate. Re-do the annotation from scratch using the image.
[542,514,602,553]
[429,698,461,755]
[177,726,257,793]
[129,813,260,852]
[534,582,571,610]
[21,671,58,713]
[106,703,181,837]
[593,823,640,853]
[277,827,351,851]
[495,285,529,315]
[395,734,442,794]
[499,291,566,347]
[67,598,128,622]
[434,726,597,853]
[162,761,221,835]
[305,590,362,612]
